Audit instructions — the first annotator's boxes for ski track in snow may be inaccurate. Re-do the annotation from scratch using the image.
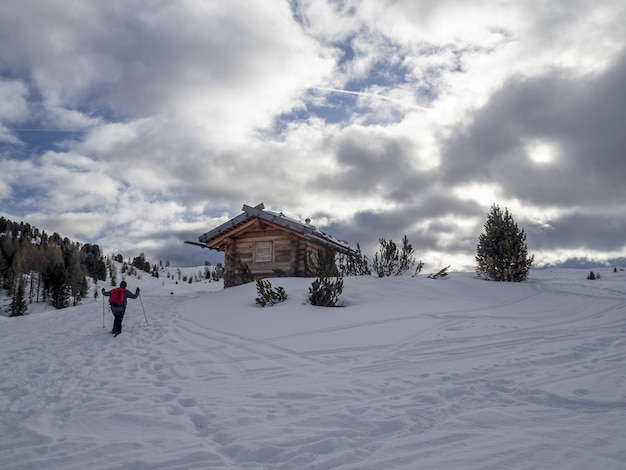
[1,269,626,469]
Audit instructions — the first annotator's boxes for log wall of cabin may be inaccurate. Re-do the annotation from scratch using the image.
[221,225,328,286]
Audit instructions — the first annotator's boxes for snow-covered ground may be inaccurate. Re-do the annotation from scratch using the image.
[1,267,625,469]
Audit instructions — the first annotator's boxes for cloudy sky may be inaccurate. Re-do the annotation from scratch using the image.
[1,0,625,270]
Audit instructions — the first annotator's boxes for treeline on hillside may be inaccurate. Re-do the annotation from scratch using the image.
[0,217,109,315]
[0,217,223,317]
[111,253,224,283]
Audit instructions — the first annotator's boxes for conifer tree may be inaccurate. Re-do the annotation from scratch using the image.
[397,235,416,276]
[10,276,28,316]
[337,243,371,276]
[476,204,534,282]
[308,248,344,307]
[46,262,70,308]
[372,236,416,277]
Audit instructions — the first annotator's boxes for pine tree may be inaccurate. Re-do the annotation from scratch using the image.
[337,243,371,276]
[306,248,339,277]
[307,248,344,307]
[212,263,224,281]
[10,276,28,316]
[397,235,416,276]
[67,244,87,303]
[476,204,534,282]
[372,236,416,277]
[46,262,70,308]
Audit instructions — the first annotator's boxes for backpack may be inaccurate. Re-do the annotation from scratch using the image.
[109,287,125,307]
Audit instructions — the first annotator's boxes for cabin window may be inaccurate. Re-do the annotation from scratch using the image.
[254,241,273,263]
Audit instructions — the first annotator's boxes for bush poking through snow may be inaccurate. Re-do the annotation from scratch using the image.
[236,260,254,284]
[372,236,417,277]
[255,279,287,307]
[306,248,340,277]
[337,243,371,276]
[413,260,425,277]
[428,266,450,279]
[304,247,345,307]
[309,275,344,307]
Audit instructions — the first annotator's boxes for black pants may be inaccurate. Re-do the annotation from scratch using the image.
[112,308,125,333]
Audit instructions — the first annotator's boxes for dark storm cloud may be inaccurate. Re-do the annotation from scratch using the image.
[122,224,224,268]
[529,211,626,252]
[155,238,224,269]
[442,49,626,207]
[313,128,432,200]
[439,48,626,262]
[321,192,485,259]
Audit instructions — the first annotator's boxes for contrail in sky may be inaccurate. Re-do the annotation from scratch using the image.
[9,129,85,132]
[314,87,431,111]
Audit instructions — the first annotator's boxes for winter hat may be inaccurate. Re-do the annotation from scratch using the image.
[120,280,127,288]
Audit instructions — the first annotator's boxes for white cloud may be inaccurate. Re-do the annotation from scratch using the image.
[0,125,23,145]
[0,174,11,198]
[0,79,30,123]
[27,211,107,239]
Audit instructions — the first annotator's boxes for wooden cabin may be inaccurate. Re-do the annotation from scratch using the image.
[191,203,357,287]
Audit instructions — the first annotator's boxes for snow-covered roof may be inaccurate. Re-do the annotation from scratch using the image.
[197,203,357,255]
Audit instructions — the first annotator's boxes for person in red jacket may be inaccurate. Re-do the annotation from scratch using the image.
[102,280,140,336]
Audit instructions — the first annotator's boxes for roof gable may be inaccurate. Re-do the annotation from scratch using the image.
[198,203,356,254]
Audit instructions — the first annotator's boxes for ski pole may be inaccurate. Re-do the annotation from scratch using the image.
[102,294,105,328]
[139,292,148,326]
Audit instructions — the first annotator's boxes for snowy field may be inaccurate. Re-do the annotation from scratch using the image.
[1,267,625,469]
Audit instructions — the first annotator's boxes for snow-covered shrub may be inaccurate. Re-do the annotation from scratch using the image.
[427,266,450,279]
[236,260,254,284]
[337,243,371,276]
[306,247,345,307]
[372,236,416,277]
[255,279,287,307]
[306,248,339,277]
[309,275,343,307]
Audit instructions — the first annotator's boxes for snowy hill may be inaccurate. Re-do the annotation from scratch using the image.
[1,268,625,469]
